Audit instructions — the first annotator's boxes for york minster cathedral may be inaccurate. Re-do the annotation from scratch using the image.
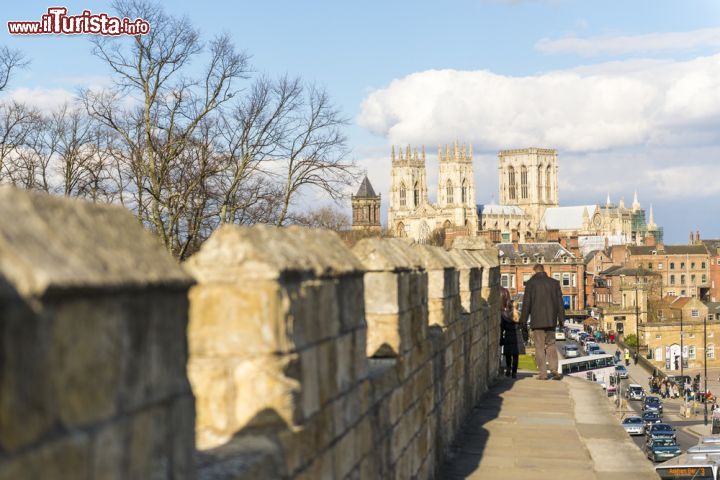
[361,143,662,253]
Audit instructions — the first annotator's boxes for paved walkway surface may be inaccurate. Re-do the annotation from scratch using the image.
[438,372,658,480]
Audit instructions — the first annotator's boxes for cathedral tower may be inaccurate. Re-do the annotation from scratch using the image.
[351,175,381,232]
[498,147,559,227]
[388,145,428,237]
[437,141,478,232]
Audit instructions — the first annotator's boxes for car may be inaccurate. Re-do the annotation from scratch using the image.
[563,344,579,358]
[643,396,664,415]
[667,375,691,387]
[615,365,629,379]
[641,411,662,427]
[645,437,682,463]
[627,384,645,401]
[555,328,566,340]
[646,423,676,441]
[589,348,607,356]
[622,416,646,436]
[568,329,581,340]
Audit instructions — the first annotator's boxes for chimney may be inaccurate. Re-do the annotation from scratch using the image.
[696,230,701,243]
[604,236,609,250]
[690,231,694,245]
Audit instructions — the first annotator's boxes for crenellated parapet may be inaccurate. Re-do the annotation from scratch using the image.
[0,189,503,480]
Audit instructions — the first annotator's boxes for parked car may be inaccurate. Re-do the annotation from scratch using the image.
[627,384,645,401]
[645,437,682,463]
[641,411,662,427]
[589,348,607,356]
[643,396,664,415]
[666,375,691,387]
[555,327,566,341]
[622,416,646,436]
[563,344,579,358]
[646,423,676,441]
[615,365,629,379]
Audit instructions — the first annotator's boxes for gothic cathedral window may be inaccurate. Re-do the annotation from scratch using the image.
[508,167,516,200]
[413,182,420,207]
[546,165,551,200]
[446,180,453,204]
[537,165,544,201]
[461,179,467,204]
[400,183,406,207]
[520,166,528,199]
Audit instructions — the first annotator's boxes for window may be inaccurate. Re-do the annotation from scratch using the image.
[413,182,420,207]
[520,165,528,199]
[446,180,453,204]
[692,309,699,318]
[523,257,529,264]
[537,165,544,200]
[523,273,531,283]
[681,262,686,269]
[655,347,663,361]
[689,332,695,338]
[648,262,653,269]
[501,274,509,288]
[691,262,696,269]
[546,165,552,200]
[708,344,715,360]
[689,346,696,360]
[681,274,686,285]
[572,274,577,287]
[670,262,675,270]
[508,167,516,200]
[670,275,675,285]
[681,290,686,296]
[702,262,707,269]
[553,273,561,282]
[461,179,467,204]
[655,334,661,339]
[399,183,406,207]
[659,263,664,270]
[562,273,571,287]
[702,274,707,283]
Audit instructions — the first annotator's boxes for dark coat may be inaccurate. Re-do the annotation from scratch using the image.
[500,311,526,355]
[519,271,565,330]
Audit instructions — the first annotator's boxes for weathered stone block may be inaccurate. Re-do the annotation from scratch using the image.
[0,433,90,480]
[128,407,169,480]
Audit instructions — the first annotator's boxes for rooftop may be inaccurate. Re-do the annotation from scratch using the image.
[629,244,708,255]
[477,204,526,216]
[354,175,378,198]
[497,242,576,262]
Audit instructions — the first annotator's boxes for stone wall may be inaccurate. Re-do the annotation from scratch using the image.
[188,228,501,479]
[0,187,195,480]
[0,187,501,480]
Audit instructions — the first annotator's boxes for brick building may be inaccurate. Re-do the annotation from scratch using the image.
[498,242,585,312]
[626,244,710,299]
[701,239,720,302]
[595,266,659,338]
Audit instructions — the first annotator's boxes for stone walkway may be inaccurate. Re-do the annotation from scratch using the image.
[438,373,658,480]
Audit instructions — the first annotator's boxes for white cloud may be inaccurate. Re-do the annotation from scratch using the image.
[357,53,720,154]
[5,87,76,113]
[536,27,720,56]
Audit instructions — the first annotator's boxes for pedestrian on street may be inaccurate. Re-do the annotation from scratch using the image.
[519,264,565,381]
[500,300,526,378]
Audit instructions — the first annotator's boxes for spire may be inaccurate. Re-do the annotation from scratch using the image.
[647,204,656,229]
[413,147,418,161]
[632,190,640,212]
[422,145,426,162]
[606,193,611,207]
[355,175,377,197]
[391,145,395,162]
[582,206,590,227]
[405,145,410,161]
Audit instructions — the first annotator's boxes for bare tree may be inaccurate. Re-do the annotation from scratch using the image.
[274,84,353,225]
[0,101,40,184]
[82,0,250,255]
[292,205,350,231]
[0,46,28,93]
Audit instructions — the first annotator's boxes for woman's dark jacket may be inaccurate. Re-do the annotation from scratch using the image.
[500,311,526,355]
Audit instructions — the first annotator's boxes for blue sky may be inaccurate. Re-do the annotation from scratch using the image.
[3,0,720,242]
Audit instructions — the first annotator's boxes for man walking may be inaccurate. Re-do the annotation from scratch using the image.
[520,264,565,380]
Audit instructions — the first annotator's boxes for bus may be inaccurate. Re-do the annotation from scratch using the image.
[558,354,616,385]
[656,452,720,479]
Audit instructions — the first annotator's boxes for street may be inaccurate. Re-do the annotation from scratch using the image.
[556,338,708,461]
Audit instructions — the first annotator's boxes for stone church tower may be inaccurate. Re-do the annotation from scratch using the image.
[351,175,381,232]
[388,142,478,242]
[437,142,478,232]
[498,148,559,228]
[388,145,428,237]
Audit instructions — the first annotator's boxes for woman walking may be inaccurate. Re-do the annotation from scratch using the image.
[501,300,526,378]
